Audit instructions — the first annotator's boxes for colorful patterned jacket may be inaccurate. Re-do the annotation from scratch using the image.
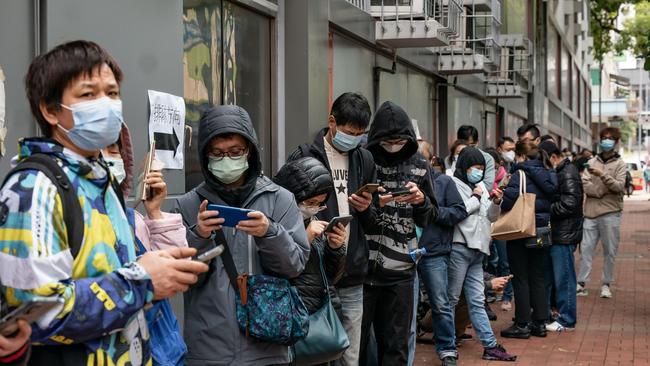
[0,138,154,366]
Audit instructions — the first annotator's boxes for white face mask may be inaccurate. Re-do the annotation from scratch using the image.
[298,203,325,220]
[104,156,126,184]
[380,141,406,153]
[502,150,515,163]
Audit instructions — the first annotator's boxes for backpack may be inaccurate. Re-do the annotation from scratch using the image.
[625,171,633,189]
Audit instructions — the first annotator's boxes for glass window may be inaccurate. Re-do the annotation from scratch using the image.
[547,26,558,98]
[503,0,528,35]
[561,46,570,106]
[183,1,272,190]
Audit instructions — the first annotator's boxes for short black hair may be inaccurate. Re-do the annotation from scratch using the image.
[561,147,571,153]
[26,40,123,137]
[540,134,555,143]
[457,125,479,142]
[330,92,371,130]
[539,140,561,157]
[484,147,502,164]
[600,127,621,141]
[516,123,541,139]
[498,136,514,148]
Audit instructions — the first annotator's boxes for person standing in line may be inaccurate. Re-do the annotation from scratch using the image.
[359,101,437,365]
[497,137,516,173]
[456,126,496,190]
[577,127,627,299]
[417,149,468,366]
[288,92,376,366]
[499,141,557,339]
[445,140,469,176]
[540,141,583,332]
[643,163,650,193]
[516,124,541,145]
[447,147,516,362]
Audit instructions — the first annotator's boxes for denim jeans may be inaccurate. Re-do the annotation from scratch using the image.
[418,255,457,359]
[335,285,364,366]
[407,273,418,366]
[494,239,513,301]
[578,212,622,285]
[447,244,498,349]
[545,244,577,327]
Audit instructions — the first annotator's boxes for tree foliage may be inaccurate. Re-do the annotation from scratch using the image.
[590,0,650,69]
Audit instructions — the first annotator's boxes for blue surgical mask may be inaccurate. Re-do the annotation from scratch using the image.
[467,167,484,184]
[60,97,123,151]
[332,128,362,152]
[600,139,616,152]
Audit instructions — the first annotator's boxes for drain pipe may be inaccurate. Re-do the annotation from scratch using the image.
[373,51,398,110]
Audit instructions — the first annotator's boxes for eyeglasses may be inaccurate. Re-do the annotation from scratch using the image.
[208,147,248,161]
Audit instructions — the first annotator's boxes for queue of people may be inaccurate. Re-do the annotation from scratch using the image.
[0,39,627,366]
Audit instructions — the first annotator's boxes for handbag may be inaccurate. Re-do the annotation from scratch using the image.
[292,249,350,365]
[491,171,537,241]
[217,230,310,346]
[524,225,552,249]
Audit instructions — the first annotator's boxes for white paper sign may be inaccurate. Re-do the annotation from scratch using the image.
[147,90,185,170]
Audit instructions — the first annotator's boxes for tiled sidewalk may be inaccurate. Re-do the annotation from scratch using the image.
[414,200,650,366]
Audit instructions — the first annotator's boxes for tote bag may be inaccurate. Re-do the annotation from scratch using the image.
[292,249,350,365]
[492,171,537,241]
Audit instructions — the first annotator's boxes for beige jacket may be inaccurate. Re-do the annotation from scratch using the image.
[582,154,627,219]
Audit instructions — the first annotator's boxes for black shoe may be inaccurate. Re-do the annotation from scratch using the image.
[530,323,547,337]
[485,303,497,321]
[459,333,473,340]
[500,323,531,339]
[441,356,458,366]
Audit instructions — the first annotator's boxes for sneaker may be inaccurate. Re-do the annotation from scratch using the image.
[530,322,547,337]
[500,323,530,339]
[500,300,512,311]
[441,356,458,366]
[576,283,588,297]
[600,284,612,298]
[482,344,517,361]
[546,321,575,332]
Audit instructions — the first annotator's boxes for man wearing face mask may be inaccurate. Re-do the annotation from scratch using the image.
[359,101,438,365]
[497,137,516,172]
[577,128,627,299]
[174,105,309,365]
[0,40,208,365]
[288,92,376,366]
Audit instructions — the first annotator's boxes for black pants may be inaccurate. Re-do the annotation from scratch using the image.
[507,241,549,324]
[360,280,414,366]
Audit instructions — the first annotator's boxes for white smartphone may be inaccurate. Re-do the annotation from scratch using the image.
[193,245,224,263]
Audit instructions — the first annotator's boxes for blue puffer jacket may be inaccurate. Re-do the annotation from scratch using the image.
[418,170,467,256]
[501,159,558,228]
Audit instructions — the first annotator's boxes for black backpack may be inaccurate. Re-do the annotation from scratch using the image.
[0,153,125,259]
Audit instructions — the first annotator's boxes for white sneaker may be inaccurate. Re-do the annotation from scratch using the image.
[546,321,574,332]
[600,285,612,298]
[576,284,588,297]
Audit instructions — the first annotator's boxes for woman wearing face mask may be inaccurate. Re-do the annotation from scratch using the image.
[273,157,347,316]
[445,139,469,176]
[447,147,516,362]
[499,141,558,340]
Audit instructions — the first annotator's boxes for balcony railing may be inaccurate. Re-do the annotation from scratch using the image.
[346,0,371,12]
[372,0,463,48]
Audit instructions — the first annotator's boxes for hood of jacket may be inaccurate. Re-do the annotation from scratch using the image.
[366,101,418,166]
[453,147,486,187]
[197,105,262,205]
[513,158,556,196]
[273,156,334,203]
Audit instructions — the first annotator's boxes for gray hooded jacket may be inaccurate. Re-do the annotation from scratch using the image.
[174,105,310,365]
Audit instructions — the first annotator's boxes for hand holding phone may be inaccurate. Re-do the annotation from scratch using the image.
[193,245,224,263]
[324,215,353,233]
[354,184,381,197]
[0,297,64,337]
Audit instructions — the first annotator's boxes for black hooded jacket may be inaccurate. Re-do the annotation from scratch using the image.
[550,159,584,245]
[364,101,438,285]
[273,157,346,313]
[288,128,378,288]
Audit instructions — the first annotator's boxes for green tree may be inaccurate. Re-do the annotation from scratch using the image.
[590,0,650,69]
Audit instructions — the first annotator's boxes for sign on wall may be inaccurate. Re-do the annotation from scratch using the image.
[147,90,186,170]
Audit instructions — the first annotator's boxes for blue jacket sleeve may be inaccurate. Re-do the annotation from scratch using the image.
[501,170,521,212]
[434,177,468,227]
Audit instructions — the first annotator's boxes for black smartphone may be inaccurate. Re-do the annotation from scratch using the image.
[389,188,412,197]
